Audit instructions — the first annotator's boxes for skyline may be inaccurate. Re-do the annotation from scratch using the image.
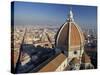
[12,1,97,29]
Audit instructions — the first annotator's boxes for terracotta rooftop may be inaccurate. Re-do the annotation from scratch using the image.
[56,12,84,51]
[11,50,19,68]
[71,57,80,64]
[70,23,81,46]
[39,53,66,72]
[81,52,91,63]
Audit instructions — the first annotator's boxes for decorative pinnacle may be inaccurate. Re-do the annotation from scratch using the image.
[68,7,74,21]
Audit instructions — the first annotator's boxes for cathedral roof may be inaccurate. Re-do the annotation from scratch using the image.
[39,53,66,72]
[81,52,91,63]
[71,57,80,64]
[56,9,84,51]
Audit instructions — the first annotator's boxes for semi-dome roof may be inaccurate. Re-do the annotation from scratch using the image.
[81,52,91,63]
[55,9,84,51]
[71,57,80,64]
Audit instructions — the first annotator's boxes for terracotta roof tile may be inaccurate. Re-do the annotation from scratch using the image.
[39,53,66,72]
[71,57,80,64]
[82,52,91,63]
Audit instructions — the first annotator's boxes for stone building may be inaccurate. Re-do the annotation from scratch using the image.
[81,52,94,69]
[39,9,85,72]
[55,9,84,65]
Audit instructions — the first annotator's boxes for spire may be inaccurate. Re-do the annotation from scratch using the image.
[68,7,74,21]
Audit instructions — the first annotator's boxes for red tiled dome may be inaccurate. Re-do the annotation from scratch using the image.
[56,10,84,51]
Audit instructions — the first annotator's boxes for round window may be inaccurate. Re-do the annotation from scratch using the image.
[74,51,77,54]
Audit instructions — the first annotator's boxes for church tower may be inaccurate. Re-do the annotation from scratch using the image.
[55,9,84,63]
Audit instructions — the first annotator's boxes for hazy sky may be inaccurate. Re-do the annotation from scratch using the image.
[12,1,97,29]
